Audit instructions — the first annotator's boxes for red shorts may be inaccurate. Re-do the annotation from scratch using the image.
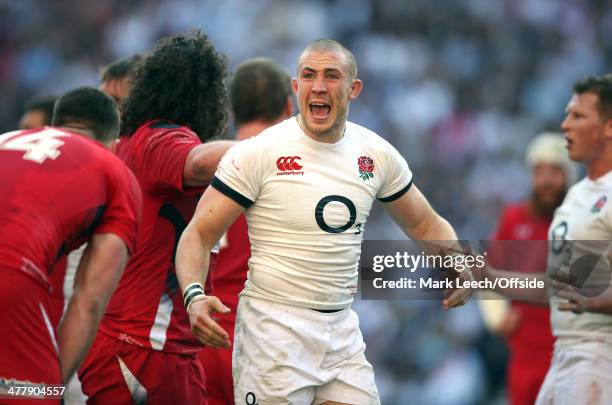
[0,268,60,405]
[199,313,236,405]
[79,332,206,405]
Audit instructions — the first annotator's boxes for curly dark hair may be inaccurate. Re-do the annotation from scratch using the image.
[121,31,229,141]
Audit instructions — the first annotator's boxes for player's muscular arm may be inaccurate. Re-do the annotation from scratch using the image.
[57,233,128,382]
[176,186,244,348]
[383,185,458,241]
[183,140,237,187]
[384,186,476,309]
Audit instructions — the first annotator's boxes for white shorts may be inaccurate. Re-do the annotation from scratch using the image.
[232,296,380,405]
[536,339,612,405]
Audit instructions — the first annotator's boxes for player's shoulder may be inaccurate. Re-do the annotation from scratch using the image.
[345,121,396,152]
[345,121,408,171]
[130,120,200,144]
[564,176,590,199]
[253,117,301,144]
[231,117,301,153]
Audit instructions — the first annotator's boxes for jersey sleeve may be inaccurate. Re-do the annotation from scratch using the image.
[211,139,262,208]
[95,157,143,254]
[376,141,413,202]
[134,126,202,197]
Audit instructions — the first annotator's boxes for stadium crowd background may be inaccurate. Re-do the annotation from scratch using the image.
[1,1,611,403]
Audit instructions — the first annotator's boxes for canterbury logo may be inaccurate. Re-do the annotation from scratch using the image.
[276,156,303,171]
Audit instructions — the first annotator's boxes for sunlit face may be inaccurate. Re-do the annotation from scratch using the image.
[292,49,362,139]
[532,162,567,208]
[561,93,609,163]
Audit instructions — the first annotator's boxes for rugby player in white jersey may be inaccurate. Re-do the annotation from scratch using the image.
[176,39,467,405]
[533,74,612,404]
[476,74,612,404]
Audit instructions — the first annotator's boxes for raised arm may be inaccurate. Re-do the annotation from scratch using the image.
[183,140,236,187]
[57,233,129,382]
[176,186,245,347]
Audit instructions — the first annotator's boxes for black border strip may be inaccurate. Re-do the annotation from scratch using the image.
[377,180,413,203]
[211,176,254,208]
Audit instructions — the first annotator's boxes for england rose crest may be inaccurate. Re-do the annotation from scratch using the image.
[358,155,374,181]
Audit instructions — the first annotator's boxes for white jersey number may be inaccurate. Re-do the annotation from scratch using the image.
[0,128,68,164]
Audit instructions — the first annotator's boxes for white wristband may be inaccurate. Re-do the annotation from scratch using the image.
[183,282,205,309]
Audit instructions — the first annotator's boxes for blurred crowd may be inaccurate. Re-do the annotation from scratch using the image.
[2,0,611,403]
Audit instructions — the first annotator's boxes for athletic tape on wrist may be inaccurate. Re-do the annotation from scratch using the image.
[183,282,205,309]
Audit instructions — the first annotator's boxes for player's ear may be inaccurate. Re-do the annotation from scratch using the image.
[604,117,612,140]
[348,79,362,100]
[291,78,299,97]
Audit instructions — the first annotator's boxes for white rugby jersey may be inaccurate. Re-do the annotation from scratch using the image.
[212,117,412,309]
[548,170,612,339]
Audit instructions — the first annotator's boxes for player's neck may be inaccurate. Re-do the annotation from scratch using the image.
[297,114,345,144]
[586,156,612,180]
[235,119,281,141]
[59,126,96,141]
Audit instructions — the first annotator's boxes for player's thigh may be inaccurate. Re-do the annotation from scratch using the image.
[555,352,612,405]
[79,333,206,405]
[232,297,319,405]
[200,345,234,405]
[78,334,138,405]
[313,353,379,405]
[314,311,379,405]
[0,270,61,387]
[146,352,206,405]
[537,346,612,405]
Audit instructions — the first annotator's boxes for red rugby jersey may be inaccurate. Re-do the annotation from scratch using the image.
[489,202,555,357]
[100,120,214,354]
[0,127,141,288]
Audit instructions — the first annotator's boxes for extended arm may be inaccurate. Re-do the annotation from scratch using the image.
[183,141,236,187]
[384,185,458,241]
[57,233,128,382]
[176,186,244,347]
[383,185,473,309]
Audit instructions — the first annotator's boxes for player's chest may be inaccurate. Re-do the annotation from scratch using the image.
[549,191,611,241]
[253,151,382,232]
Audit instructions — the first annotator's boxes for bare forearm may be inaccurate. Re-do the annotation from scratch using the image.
[176,224,213,292]
[57,291,105,382]
[409,215,457,242]
[404,215,462,257]
[57,234,127,381]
